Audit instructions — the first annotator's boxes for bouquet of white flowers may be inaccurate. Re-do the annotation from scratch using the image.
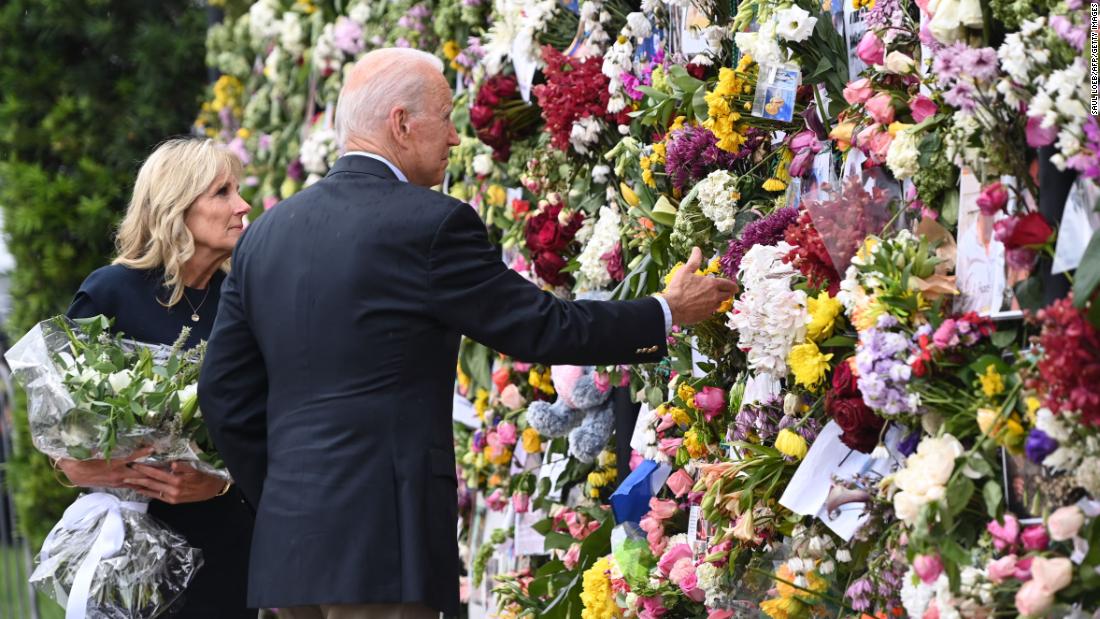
[5,315,227,619]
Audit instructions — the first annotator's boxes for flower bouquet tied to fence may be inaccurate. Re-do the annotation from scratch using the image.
[5,315,227,619]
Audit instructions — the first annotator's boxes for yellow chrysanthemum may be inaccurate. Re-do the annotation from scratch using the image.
[236,128,251,139]
[763,178,787,192]
[806,292,844,342]
[677,383,698,409]
[788,342,833,390]
[668,406,692,427]
[522,427,542,454]
[684,428,708,458]
[775,429,808,460]
[980,365,1005,399]
[760,596,808,619]
[474,388,489,420]
[580,557,621,619]
[442,40,461,61]
[668,115,688,133]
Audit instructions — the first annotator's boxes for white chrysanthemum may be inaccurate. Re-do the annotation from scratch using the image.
[577,206,622,291]
[774,6,817,42]
[626,12,652,40]
[248,0,281,46]
[695,169,741,234]
[727,242,809,376]
[569,116,604,155]
[300,127,338,176]
[313,24,342,74]
[279,12,306,57]
[886,129,921,180]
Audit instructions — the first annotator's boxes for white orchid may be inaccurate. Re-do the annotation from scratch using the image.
[774,5,817,42]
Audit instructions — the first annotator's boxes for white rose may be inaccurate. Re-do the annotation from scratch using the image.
[893,490,922,522]
[107,370,133,394]
[883,51,916,74]
[472,153,494,177]
[178,383,198,405]
[774,6,817,42]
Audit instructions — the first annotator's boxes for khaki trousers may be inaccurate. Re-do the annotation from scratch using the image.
[278,604,439,619]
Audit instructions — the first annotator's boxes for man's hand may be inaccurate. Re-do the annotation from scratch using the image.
[662,247,739,326]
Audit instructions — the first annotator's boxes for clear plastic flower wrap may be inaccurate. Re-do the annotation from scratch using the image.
[4,315,227,618]
[30,487,202,619]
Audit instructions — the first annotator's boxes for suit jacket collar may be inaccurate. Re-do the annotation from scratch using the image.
[326,155,399,180]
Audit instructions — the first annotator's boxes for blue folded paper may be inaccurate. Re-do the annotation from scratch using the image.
[609,460,670,525]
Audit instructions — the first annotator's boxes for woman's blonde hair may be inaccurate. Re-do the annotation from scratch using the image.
[114,137,244,307]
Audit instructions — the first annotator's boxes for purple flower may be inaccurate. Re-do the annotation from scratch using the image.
[845,578,873,611]
[943,81,977,111]
[733,398,784,442]
[1025,429,1058,464]
[720,206,799,278]
[664,125,746,190]
[1051,15,1087,50]
[286,158,305,182]
[855,315,920,416]
[865,0,905,44]
[333,17,364,55]
[898,429,921,456]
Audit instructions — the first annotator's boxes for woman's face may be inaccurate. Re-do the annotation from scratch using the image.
[185,173,250,256]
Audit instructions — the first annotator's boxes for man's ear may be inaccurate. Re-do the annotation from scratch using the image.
[389,106,410,144]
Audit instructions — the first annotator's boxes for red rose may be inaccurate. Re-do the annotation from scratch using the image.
[685,63,707,80]
[994,212,1054,250]
[512,199,531,217]
[469,105,494,130]
[976,181,1008,216]
[534,251,568,286]
[830,359,859,397]
[525,207,563,252]
[827,396,884,453]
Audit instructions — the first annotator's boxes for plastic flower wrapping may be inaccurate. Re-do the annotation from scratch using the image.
[185,0,1100,617]
[6,316,224,618]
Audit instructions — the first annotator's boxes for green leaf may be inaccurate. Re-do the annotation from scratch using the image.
[637,86,670,101]
[1014,276,1044,311]
[819,335,856,348]
[990,328,1017,348]
[692,87,709,120]
[1073,229,1100,308]
[543,531,576,552]
[983,479,1003,519]
[946,476,974,517]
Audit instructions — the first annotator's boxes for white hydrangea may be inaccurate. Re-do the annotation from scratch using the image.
[569,116,604,155]
[576,206,622,291]
[1075,455,1100,497]
[727,242,809,376]
[886,129,921,180]
[900,568,937,619]
[299,127,338,178]
[695,169,741,234]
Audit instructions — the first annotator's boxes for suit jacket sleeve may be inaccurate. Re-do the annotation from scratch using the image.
[427,202,667,365]
[198,259,268,509]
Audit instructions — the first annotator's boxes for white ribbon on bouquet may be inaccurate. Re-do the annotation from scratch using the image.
[34,492,149,619]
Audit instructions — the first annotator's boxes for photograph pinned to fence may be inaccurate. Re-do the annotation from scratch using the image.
[752,63,801,123]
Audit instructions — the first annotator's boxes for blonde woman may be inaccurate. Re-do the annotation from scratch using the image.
[57,137,255,618]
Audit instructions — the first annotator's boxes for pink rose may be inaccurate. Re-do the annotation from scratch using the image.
[910,94,938,123]
[1026,116,1058,147]
[865,93,896,125]
[658,438,683,457]
[1021,525,1050,551]
[976,181,1009,216]
[1048,506,1085,541]
[914,554,944,584]
[987,554,1019,583]
[843,78,874,104]
[499,385,525,411]
[679,570,706,602]
[1015,557,1073,616]
[856,125,894,164]
[988,514,1021,551]
[694,386,727,421]
[649,497,679,520]
[496,422,518,446]
[639,595,668,619]
[512,492,529,514]
[657,543,693,578]
[665,469,695,498]
[1015,555,1035,581]
[708,610,735,619]
[856,32,885,65]
[562,543,581,569]
[593,371,611,393]
[486,488,507,511]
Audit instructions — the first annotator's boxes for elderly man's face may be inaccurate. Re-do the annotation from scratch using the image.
[402,70,460,187]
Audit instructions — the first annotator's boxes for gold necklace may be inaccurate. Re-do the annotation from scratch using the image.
[181,286,211,323]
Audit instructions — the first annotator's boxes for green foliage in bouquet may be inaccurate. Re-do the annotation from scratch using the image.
[52,316,217,468]
[0,0,207,546]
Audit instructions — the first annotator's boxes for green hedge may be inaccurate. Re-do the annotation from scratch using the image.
[0,0,208,546]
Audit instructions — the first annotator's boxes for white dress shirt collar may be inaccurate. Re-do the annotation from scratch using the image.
[342,151,408,183]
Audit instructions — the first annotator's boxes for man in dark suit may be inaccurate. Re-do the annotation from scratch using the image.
[198,48,736,619]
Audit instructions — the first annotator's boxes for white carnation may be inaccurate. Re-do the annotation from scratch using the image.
[886,129,921,180]
[695,169,741,234]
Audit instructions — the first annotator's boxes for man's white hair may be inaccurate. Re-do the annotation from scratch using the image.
[335,48,445,147]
